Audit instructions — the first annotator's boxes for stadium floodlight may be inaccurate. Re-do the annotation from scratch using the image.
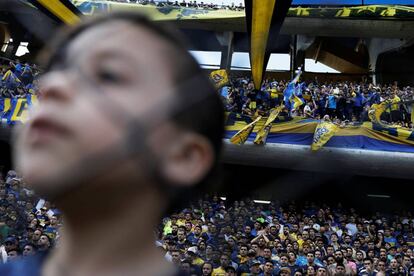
[253,200,271,204]
[367,194,391,199]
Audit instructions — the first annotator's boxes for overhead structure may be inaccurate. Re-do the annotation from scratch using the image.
[27,0,81,25]
[245,0,293,90]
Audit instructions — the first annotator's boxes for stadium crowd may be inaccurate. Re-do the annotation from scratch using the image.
[3,59,413,128]
[222,77,414,128]
[0,170,59,263]
[158,196,414,276]
[2,60,414,276]
[0,59,39,98]
[110,0,245,10]
[1,169,414,276]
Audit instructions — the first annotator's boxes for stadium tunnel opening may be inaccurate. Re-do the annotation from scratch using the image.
[220,163,413,216]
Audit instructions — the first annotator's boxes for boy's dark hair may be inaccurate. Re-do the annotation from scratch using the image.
[39,11,224,211]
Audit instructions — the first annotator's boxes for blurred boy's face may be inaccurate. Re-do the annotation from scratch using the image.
[15,21,178,198]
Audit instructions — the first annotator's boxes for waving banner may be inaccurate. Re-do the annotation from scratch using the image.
[311,121,339,151]
[230,116,262,145]
[225,111,414,153]
[209,69,229,89]
[70,1,414,20]
[1,95,38,125]
[254,106,283,145]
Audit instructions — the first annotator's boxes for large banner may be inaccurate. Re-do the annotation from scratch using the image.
[1,95,38,125]
[225,112,414,153]
[69,1,414,19]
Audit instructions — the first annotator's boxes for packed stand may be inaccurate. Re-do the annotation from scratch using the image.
[0,170,60,263]
[158,196,414,275]
[0,59,40,98]
[109,0,245,10]
[222,77,414,128]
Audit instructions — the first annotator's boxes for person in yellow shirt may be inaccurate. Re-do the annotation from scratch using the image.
[212,254,231,276]
[297,229,310,250]
[390,93,401,123]
[279,226,298,242]
[186,246,205,267]
[236,244,249,265]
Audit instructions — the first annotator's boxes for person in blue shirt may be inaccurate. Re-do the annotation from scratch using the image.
[326,92,337,119]
[20,64,33,86]
[352,91,366,121]
[9,61,23,78]
[384,228,397,246]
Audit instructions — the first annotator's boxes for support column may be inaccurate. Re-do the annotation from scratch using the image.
[290,35,297,79]
[296,35,315,72]
[216,32,234,71]
[295,50,306,72]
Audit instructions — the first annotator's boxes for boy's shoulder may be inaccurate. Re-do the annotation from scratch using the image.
[0,252,47,276]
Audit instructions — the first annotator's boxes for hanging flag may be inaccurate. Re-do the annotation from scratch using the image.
[230,116,262,145]
[1,95,38,124]
[28,0,82,26]
[311,121,339,151]
[209,69,229,89]
[245,0,293,89]
[2,98,12,123]
[10,98,29,123]
[254,106,283,144]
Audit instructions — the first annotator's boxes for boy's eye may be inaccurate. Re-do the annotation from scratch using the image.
[97,69,122,83]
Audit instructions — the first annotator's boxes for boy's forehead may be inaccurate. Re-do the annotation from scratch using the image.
[65,21,172,74]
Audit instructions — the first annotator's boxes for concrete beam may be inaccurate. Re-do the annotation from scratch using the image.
[174,18,414,39]
[222,141,414,180]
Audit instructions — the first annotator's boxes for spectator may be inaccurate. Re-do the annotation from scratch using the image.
[202,262,213,276]
[358,258,377,276]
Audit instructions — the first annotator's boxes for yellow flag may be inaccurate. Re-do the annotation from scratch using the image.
[11,99,29,123]
[2,70,12,81]
[209,69,229,89]
[311,121,339,151]
[253,124,272,145]
[369,102,387,125]
[292,94,304,110]
[3,98,11,113]
[411,103,414,124]
[254,106,283,144]
[230,116,262,145]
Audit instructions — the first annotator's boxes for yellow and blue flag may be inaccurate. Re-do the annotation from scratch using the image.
[1,95,38,124]
[230,116,262,145]
[209,69,229,89]
[311,121,339,151]
[2,70,21,90]
[292,94,305,110]
[254,106,283,144]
